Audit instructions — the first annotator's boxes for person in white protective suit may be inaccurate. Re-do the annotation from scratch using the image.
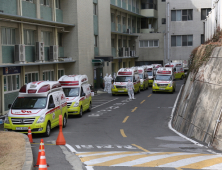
[107,74,113,93]
[103,73,108,92]
[126,79,135,100]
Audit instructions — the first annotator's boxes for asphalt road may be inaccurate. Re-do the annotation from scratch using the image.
[31,80,222,170]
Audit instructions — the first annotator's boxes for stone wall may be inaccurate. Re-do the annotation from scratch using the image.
[172,47,222,150]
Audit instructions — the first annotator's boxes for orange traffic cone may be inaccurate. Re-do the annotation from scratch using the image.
[28,127,33,143]
[38,150,47,170]
[35,139,49,167]
[56,115,66,145]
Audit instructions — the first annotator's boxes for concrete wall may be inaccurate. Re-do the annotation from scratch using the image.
[157,0,166,33]
[136,33,164,62]
[166,0,212,61]
[172,46,222,150]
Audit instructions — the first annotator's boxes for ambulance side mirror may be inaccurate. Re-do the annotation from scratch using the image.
[8,104,12,109]
[48,103,55,109]
[81,92,86,97]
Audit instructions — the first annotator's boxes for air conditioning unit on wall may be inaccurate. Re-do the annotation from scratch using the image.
[49,45,58,62]
[14,44,25,64]
[35,42,44,63]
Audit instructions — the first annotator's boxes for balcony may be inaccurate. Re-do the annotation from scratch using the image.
[140,28,155,33]
[0,0,17,15]
[22,1,36,18]
[111,22,116,32]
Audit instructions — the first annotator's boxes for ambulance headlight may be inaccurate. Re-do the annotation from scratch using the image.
[112,85,115,89]
[74,102,79,107]
[169,82,173,87]
[37,114,45,123]
[4,115,9,124]
[140,82,143,85]
[153,82,156,87]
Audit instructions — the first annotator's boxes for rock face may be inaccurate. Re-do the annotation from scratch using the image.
[172,47,222,150]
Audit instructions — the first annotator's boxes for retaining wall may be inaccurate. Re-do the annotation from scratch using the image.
[172,47,222,150]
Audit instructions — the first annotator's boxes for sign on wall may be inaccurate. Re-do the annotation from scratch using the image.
[3,66,21,75]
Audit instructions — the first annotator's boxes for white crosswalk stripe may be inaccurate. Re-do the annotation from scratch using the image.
[77,151,222,169]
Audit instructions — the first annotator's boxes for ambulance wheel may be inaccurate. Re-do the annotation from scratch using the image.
[44,122,51,137]
[78,107,83,118]
[138,88,140,93]
[152,91,155,93]
[112,93,115,96]
[88,102,92,112]
[181,75,184,80]
[63,114,67,128]
[143,86,145,91]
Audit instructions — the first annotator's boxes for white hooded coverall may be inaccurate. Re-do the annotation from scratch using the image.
[104,73,108,92]
[126,80,134,99]
[107,75,113,93]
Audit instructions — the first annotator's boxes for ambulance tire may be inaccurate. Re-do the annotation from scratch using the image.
[112,93,115,96]
[138,88,140,93]
[44,122,51,137]
[152,90,155,93]
[78,107,83,118]
[63,114,67,128]
[143,85,145,91]
[88,102,92,112]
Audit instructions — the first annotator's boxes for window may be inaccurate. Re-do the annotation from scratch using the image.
[23,0,33,2]
[94,35,98,47]
[118,16,121,24]
[171,35,193,47]
[58,33,62,47]
[43,71,54,81]
[162,18,166,24]
[171,10,193,21]
[111,39,115,47]
[139,40,159,48]
[128,18,131,26]
[201,8,211,20]
[40,0,49,6]
[141,18,148,29]
[58,69,64,79]
[1,27,15,45]
[123,17,126,25]
[111,13,115,23]
[4,74,20,92]
[55,0,60,9]
[24,30,35,45]
[201,34,205,44]
[93,3,97,15]
[41,31,51,46]
[141,0,157,10]
[25,72,39,84]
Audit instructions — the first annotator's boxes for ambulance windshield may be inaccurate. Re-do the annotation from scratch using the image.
[63,88,80,97]
[12,97,47,109]
[155,75,172,81]
[115,76,132,82]
[147,72,153,76]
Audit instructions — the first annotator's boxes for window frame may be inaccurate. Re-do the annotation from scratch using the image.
[201,8,211,20]
[171,35,193,47]
[94,35,98,47]
[1,27,16,45]
[55,0,60,9]
[25,72,39,84]
[93,3,97,15]
[41,31,51,47]
[4,74,20,93]
[43,70,54,81]
[171,9,193,21]
[139,40,159,48]
[24,29,35,46]
[58,69,65,79]
[162,18,166,24]
[40,0,50,7]
[23,0,33,3]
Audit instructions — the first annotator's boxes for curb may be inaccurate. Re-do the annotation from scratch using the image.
[22,134,33,170]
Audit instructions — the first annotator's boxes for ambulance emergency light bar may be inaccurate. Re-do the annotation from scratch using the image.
[147,68,153,71]
[59,81,79,86]
[118,72,132,75]
[20,83,61,93]
[157,71,171,74]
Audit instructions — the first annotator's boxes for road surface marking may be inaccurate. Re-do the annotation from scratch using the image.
[81,151,141,162]
[91,98,118,109]
[179,157,222,169]
[148,94,152,97]
[31,143,55,145]
[122,116,129,123]
[131,144,150,152]
[74,145,137,150]
[140,100,145,104]
[134,153,207,167]
[131,107,137,112]
[120,129,127,137]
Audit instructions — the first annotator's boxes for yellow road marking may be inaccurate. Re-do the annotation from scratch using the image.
[140,100,145,104]
[122,116,129,123]
[31,143,55,145]
[120,129,127,137]
[175,168,183,170]
[131,107,138,112]
[148,94,152,97]
[80,151,141,162]
[90,152,178,166]
[77,151,108,156]
[131,144,150,152]
[133,154,209,167]
[179,157,222,169]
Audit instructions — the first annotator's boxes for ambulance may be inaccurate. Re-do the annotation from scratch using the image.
[112,68,140,95]
[165,62,185,79]
[137,66,149,90]
[4,81,68,137]
[143,65,154,86]
[152,64,162,76]
[152,67,176,93]
[59,75,92,117]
